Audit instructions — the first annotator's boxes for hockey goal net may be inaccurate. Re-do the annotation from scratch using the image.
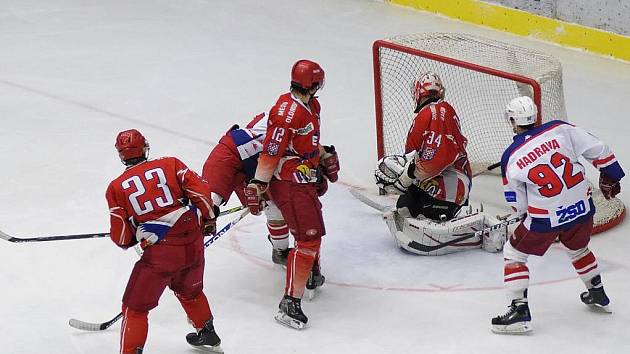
[373,33,624,234]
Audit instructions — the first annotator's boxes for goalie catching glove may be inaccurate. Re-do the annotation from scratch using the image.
[374,153,416,194]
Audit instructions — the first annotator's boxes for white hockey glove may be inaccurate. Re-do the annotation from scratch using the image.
[374,153,415,194]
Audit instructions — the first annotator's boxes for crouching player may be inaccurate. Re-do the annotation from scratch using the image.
[375,72,506,255]
[491,96,624,334]
[202,112,292,266]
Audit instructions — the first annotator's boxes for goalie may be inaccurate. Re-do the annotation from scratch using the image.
[374,72,506,255]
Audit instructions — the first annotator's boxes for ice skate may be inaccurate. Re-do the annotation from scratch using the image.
[581,276,612,313]
[271,247,290,268]
[275,295,307,330]
[268,235,290,268]
[491,300,532,334]
[305,268,325,300]
[186,320,224,353]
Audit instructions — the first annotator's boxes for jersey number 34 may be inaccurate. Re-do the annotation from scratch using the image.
[527,152,584,198]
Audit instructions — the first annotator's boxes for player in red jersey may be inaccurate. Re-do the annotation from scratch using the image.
[377,72,505,255]
[244,60,339,329]
[377,72,471,220]
[202,112,292,266]
[106,129,223,354]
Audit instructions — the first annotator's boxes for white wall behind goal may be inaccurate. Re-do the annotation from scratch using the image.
[486,0,630,36]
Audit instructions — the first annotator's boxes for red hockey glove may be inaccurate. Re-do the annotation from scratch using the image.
[244,180,269,215]
[599,173,621,200]
[321,145,340,183]
[202,205,221,235]
[316,176,329,197]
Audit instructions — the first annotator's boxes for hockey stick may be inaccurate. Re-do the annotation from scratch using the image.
[471,161,501,177]
[406,215,521,253]
[68,209,250,332]
[0,230,109,243]
[0,205,245,244]
[349,188,391,212]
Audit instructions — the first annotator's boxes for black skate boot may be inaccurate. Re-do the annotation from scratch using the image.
[275,295,308,330]
[186,319,223,353]
[305,268,325,300]
[491,299,532,334]
[580,275,612,313]
[268,235,290,267]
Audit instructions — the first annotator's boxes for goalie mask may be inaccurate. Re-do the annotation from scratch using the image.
[413,72,445,112]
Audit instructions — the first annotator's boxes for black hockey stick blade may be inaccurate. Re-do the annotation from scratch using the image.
[0,229,109,243]
[69,312,122,331]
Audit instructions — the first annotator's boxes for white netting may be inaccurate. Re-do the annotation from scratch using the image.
[375,33,567,172]
[374,33,624,234]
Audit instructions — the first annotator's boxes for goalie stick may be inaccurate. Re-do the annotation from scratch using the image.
[68,208,249,332]
[0,205,245,243]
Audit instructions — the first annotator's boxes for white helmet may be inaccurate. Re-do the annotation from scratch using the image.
[505,96,538,126]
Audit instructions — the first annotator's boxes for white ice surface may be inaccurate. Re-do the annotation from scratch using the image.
[1,1,629,353]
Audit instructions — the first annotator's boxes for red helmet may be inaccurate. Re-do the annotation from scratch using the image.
[115,129,149,163]
[413,72,445,104]
[291,59,325,91]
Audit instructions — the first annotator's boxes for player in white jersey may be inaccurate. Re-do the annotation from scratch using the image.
[491,96,624,334]
[202,113,291,266]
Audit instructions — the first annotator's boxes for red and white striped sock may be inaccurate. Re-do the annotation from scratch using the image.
[569,248,601,288]
[504,261,529,301]
[267,222,289,250]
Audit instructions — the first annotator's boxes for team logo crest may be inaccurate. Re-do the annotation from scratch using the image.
[420,147,436,161]
[267,142,280,156]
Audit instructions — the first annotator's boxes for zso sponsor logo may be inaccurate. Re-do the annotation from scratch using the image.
[555,200,586,224]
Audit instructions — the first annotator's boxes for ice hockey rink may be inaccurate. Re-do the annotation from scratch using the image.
[1,0,629,353]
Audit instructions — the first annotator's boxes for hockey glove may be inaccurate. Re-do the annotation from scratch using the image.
[202,205,221,235]
[244,180,269,215]
[321,145,340,182]
[599,173,621,200]
[316,175,329,197]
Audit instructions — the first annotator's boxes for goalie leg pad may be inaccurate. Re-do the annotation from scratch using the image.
[387,213,486,255]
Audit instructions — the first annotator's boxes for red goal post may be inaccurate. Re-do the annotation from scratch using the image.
[372,33,624,234]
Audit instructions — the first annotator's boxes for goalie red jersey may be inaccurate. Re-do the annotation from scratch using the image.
[256,93,322,183]
[106,157,214,248]
[405,100,471,181]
